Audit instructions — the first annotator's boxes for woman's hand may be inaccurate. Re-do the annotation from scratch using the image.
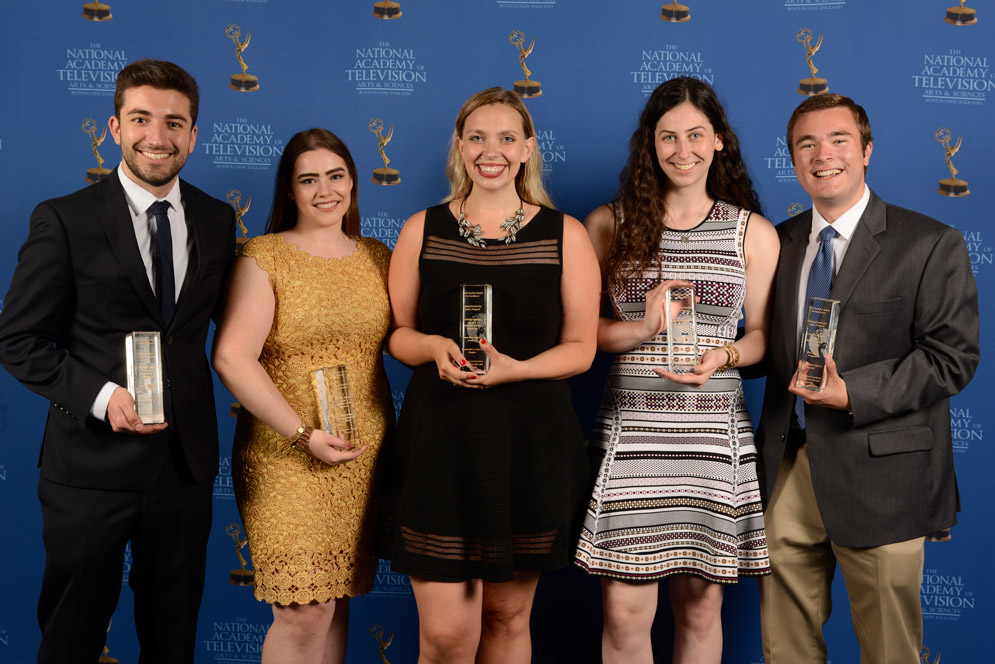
[305,428,367,466]
[654,346,727,387]
[464,338,523,388]
[428,334,483,388]
[640,279,695,341]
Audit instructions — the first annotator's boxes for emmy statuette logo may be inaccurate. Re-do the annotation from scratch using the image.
[373,1,402,19]
[936,128,969,197]
[370,624,394,664]
[660,2,690,22]
[945,0,977,25]
[510,31,542,98]
[227,522,255,586]
[83,118,112,183]
[797,28,828,96]
[227,189,252,251]
[82,2,112,21]
[98,619,118,663]
[227,24,259,92]
[787,202,804,217]
[369,118,400,186]
[920,646,943,663]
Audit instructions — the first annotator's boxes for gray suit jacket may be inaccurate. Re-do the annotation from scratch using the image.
[756,190,979,547]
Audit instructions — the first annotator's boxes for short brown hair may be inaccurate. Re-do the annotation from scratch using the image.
[114,59,200,125]
[786,93,872,160]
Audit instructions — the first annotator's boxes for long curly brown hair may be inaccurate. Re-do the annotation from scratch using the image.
[607,78,763,289]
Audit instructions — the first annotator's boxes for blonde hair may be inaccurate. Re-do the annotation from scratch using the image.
[443,87,553,208]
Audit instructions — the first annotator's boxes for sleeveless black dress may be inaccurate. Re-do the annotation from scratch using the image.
[382,204,588,582]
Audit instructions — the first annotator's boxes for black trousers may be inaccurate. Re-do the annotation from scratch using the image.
[36,445,213,664]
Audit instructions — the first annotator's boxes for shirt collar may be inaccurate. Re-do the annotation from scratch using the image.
[809,184,870,243]
[116,164,182,216]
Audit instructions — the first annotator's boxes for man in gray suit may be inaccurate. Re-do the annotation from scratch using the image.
[757,94,979,663]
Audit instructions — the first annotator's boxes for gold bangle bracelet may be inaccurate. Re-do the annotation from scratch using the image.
[717,344,740,371]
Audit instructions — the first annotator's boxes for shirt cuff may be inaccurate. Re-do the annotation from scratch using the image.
[90,382,120,421]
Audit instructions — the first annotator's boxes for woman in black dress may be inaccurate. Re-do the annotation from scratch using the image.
[382,88,599,663]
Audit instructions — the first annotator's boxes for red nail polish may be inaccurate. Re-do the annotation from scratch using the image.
[467,374,477,379]
[460,359,467,366]
[480,338,487,345]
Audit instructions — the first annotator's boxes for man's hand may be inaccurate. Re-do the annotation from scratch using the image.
[788,355,851,411]
[106,386,168,433]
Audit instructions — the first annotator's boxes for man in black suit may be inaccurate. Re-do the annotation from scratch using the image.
[0,60,235,663]
[757,94,979,663]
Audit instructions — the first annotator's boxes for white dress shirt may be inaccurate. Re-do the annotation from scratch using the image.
[90,166,193,421]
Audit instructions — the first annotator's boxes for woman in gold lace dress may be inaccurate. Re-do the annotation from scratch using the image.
[213,128,392,664]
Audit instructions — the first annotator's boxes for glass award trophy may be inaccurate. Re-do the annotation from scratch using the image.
[313,365,358,447]
[665,285,698,374]
[460,284,492,373]
[799,297,840,391]
[125,331,164,424]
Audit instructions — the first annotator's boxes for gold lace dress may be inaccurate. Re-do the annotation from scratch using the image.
[233,233,392,605]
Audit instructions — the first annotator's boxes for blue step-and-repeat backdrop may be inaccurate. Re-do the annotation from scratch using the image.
[0,2,990,662]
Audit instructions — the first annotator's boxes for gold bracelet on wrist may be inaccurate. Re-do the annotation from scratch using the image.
[717,344,740,371]
[289,423,314,454]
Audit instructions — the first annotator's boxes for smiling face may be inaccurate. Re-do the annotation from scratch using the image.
[654,101,723,191]
[288,148,353,230]
[109,85,197,198]
[791,106,873,221]
[456,103,535,193]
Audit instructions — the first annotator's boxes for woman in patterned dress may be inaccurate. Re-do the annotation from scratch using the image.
[383,88,599,663]
[213,129,393,664]
[574,78,779,663]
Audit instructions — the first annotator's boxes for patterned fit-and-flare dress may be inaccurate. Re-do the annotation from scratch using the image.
[575,201,771,583]
[381,203,589,583]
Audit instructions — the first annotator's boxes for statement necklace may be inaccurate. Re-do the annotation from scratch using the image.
[456,198,526,248]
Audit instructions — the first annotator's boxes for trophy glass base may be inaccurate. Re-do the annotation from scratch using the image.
[945,8,977,25]
[229,569,255,586]
[660,5,690,22]
[938,178,969,197]
[925,528,952,542]
[86,167,112,184]
[798,78,828,96]
[513,80,542,98]
[372,168,401,185]
[82,3,112,21]
[230,74,260,92]
[373,1,402,19]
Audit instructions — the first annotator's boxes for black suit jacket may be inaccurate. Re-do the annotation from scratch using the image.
[0,171,235,489]
[757,190,980,547]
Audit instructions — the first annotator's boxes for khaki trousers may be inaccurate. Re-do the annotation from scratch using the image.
[760,441,924,664]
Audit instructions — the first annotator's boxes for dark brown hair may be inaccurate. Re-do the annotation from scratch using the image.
[608,77,762,288]
[265,129,361,238]
[114,59,200,124]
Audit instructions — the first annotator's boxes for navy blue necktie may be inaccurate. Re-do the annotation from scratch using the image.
[794,225,837,428]
[149,200,175,325]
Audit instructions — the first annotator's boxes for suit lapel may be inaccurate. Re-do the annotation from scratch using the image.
[777,214,811,366]
[830,191,885,307]
[173,180,203,324]
[94,172,162,323]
